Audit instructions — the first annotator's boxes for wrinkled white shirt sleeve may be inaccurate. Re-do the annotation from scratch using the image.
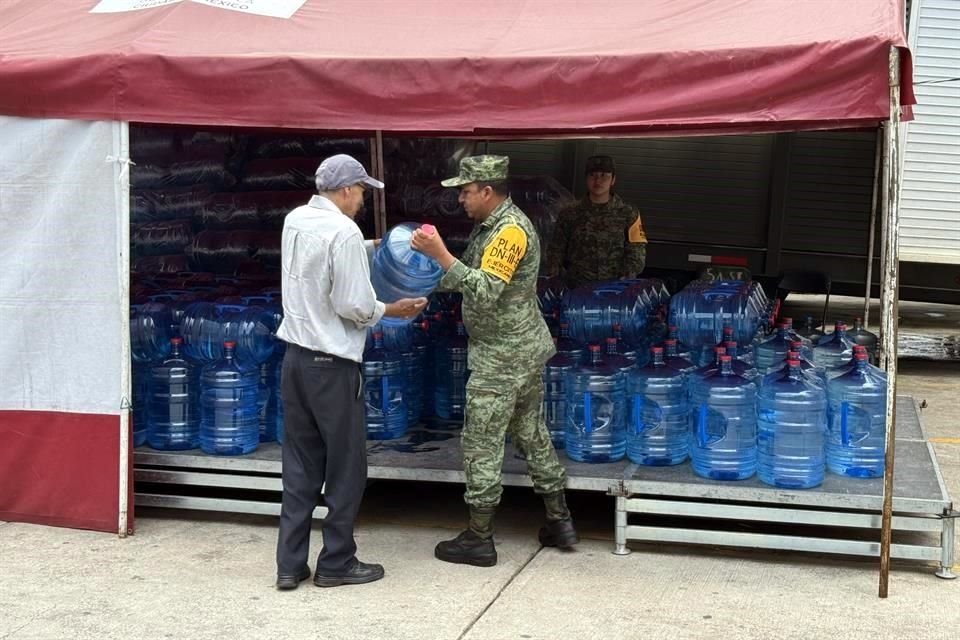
[331,234,385,328]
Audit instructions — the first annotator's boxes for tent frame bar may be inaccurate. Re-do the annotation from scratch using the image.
[877,45,903,599]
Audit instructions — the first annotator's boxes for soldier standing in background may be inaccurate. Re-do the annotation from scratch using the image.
[411,155,579,567]
[546,155,647,288]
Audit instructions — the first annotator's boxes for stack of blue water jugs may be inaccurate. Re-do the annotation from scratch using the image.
[557,273,886,489]
[545,278,667,461]
[130,294,282,455]
[668,279,772,367]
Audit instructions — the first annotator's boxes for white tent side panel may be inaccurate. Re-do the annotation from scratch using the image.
[0,116,129,533]
[899,0,960,264]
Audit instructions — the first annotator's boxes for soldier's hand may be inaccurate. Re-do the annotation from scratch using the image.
[383,297,428,319]
[411,225,446,258]
[411,225,455,270]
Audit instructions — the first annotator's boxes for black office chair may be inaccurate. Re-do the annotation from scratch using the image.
[776,269,831,329]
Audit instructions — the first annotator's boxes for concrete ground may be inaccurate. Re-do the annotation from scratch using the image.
[1,295,958,640]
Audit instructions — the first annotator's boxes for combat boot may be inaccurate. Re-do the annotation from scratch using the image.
[434,506,498,567]
[538,490,579,548]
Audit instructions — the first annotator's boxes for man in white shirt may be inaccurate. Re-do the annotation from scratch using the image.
[275,154,426,590]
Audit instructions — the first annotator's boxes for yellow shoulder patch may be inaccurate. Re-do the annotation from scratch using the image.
[480,223,527,283]
[628,214,647,244]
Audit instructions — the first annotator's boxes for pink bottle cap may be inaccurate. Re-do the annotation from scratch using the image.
[420,224,436,235]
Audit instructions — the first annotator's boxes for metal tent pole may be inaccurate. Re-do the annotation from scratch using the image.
[878,46,903,600]
[864,133,883,327]
[116,120,132,538]
[371,131,387,239]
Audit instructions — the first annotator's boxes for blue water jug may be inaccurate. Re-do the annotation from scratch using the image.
[847,317,879,364]
[363,332,408,440]
[200,341,260,455]
[130,302,173,364]
[663,338,696,374]
[827,345,871,381]
[604,337,637,373]
[761,348,825,389]
[757,358,827,488]
[669,281,765,366]
[780,317,813,348]
[377,321,414,353]
[556,322,587,363]
[132,363,149,447]
[258,354,283,442]
[723,342,758,381]
[564,345,627,463]
[627,347,689,466]
[371,223,443,326]
[537,276,568,319]
[689,355,757,480]
[813,322,855,376]
[401,339,425,425]
[667,325,694,361]
[611,323,639,364]
[693,346,728,379]
[412,320,434,418]
[434,321,469,422]
[147,337,200,450]
[826,351,887,478]
[563,281,654,345]
[542,351,578,449]
[755,324,792,372]
[180,303,276,365]
[795,315,825,346]
[706,326,736,366]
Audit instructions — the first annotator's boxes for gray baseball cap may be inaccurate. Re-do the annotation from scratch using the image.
[315,154,385,191]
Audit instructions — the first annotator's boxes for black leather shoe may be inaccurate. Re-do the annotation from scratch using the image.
[314,560,385,588]
[538,518,580,548]
[435,530,497,567]
[276,566,311,590]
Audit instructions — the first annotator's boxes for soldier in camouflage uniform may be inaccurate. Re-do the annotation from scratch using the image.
[411,155,578,567]
[546,155,647,289]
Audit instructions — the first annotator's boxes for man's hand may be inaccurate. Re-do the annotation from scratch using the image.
[411,226,456,271]
[383,297,428,319]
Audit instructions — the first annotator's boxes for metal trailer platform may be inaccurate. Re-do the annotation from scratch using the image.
[134,396,955,576]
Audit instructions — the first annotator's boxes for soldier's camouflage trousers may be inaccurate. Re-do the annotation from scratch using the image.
[461,368,567,508]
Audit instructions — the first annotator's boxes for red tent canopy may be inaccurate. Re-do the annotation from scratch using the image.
[0,0,913,134]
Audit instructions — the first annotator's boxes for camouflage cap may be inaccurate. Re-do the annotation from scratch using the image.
[585,155,615,175]
[441,155,510,187]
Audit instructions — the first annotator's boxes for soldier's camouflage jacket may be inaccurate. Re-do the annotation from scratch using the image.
[440,197,554,376]
[546,194,647,289]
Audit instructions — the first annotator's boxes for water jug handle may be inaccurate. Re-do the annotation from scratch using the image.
[702,292,732,302]
[381,376,389,415]
[632,393,654,435]
[583,392,593,435]
[839,401,872,446]
[696,403,709,448]
[838,401,848,446]
[215,303,247,314]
